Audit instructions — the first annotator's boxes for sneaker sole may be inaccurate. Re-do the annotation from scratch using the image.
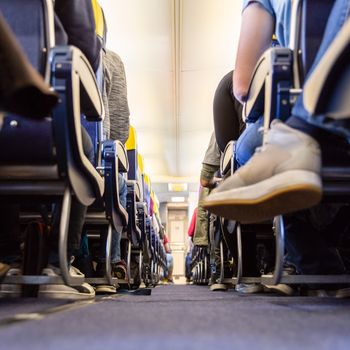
[263,284,294,296]
[203,170,322,223]
[95,285,117,294]
[38,290,95,300]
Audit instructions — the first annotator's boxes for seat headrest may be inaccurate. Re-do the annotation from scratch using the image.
[126,125,137,151]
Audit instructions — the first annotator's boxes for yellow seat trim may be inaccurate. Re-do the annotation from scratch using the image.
[126,126,137,151]
[91,0,105,39]
[137,154,144,173]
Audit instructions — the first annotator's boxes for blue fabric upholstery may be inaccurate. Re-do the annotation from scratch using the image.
[127,150,137,180]
[81,117,98,166]
[1,0,46,75]
[0,116,55,164]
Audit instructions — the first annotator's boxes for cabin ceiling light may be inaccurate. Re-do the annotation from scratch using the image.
[168,183,188,192]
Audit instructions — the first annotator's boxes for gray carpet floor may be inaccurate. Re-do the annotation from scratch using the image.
[0,285,350,350]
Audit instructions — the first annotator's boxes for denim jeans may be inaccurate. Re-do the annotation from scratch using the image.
[165,253,174,279]
[292,0,350,140]
[100,173,127,263]
[235,116,263,166]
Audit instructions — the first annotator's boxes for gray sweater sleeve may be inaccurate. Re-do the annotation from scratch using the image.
[104,50,130,144]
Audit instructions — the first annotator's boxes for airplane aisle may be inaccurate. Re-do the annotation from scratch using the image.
[0,285,350,350]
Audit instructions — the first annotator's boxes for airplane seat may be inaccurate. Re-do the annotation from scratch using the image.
[260,0,350,287]
[218,0,338,288]
[220,141,235,178]
[0,0,105,289]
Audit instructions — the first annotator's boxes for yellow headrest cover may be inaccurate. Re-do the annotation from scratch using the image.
[137,154,144,173]
[144,174,151,189]
[153,195,159,214]
[126,125,137,151]
[91,0,105,39]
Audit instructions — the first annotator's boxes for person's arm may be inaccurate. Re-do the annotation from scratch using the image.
[105,51,130,144]
[200,164,220,189]
[233,3,275,104]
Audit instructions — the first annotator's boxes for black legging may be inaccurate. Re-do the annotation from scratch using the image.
[213,71,245,152]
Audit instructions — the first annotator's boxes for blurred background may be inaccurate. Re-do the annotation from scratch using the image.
[99,0,243,281]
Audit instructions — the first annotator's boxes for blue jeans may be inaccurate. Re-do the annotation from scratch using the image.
[292,0,350,140]
[165,253,174,278]
[110,174,127,263]
[235,116,263,166]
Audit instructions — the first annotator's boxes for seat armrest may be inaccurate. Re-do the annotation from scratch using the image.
[243,49,270,123]
[116,140,129,173]
[220,141,235,176]
[51,46,104,121]
[50,46,104,204]
[243,48,293,128]
[303,18,350,119]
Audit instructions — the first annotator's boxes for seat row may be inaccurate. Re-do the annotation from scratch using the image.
[191,0,350,294]
[0,0,166,297]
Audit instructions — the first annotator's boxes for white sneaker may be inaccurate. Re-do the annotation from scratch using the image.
[0,268,22,298]
[39,265,95,300]
[203,120,322,223]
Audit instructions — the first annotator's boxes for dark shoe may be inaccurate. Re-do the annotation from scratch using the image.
[94,262,119,294]
[113,261,128,281]
[73,256,95,278]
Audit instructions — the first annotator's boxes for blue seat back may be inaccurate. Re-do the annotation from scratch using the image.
[1,0,47,75]
[127,150,137,180]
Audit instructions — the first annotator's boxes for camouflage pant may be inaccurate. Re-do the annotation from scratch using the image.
[193,188,210,246]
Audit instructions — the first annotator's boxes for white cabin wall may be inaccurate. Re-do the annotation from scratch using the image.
[99,0,243,180]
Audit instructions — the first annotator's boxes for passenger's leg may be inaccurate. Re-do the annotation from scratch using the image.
[98,174,128,281]
[166,253,174,282]
[0,205,21,265]
[235,116,263,166]
[213,71,244,152]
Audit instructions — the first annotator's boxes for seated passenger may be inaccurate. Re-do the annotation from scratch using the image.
[163,234,174,284]
[185,208,196,283]
[205,0,350,296]
[213,71,244,153]
[95,49,130,289]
